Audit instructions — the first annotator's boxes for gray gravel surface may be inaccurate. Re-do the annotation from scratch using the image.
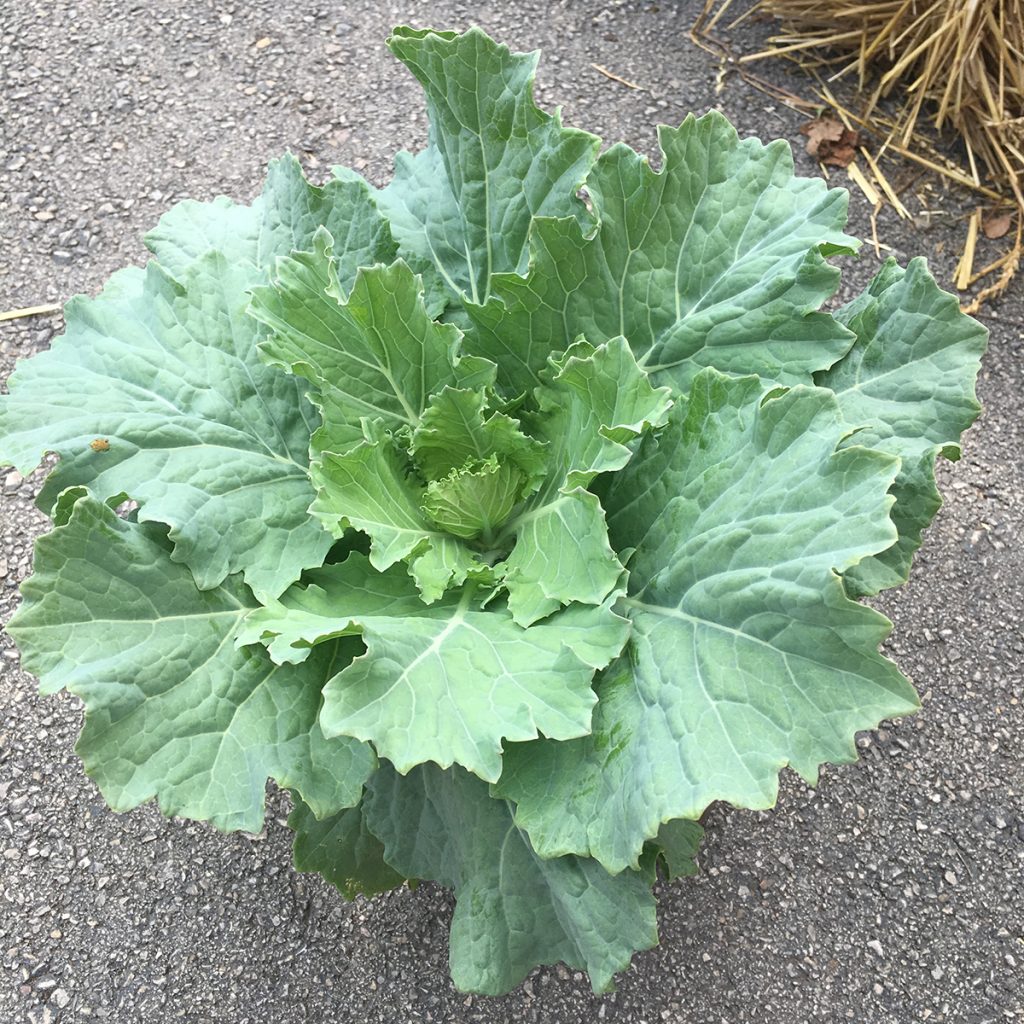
[1,1,1022,1022]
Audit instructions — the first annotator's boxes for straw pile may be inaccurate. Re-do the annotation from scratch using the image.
[697,0,1023,307]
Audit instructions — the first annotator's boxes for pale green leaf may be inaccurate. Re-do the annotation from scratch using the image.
[251,242,500,600]
[496,370,918,872]
[502,489,621,626]
[463,114,858,395]
[363,764,658,995]
[816,258,987,595]
[310,427,483,602]
[377,26,599,306]
[500,338,672,624]
[251,238,485,452]
[410,386,547,485]
[7,491,375,831]
[533,338,674,486]
[238,554,629,782]
[422,457,527,541]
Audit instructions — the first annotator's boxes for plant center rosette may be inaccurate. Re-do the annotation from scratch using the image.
[0,26,986,996]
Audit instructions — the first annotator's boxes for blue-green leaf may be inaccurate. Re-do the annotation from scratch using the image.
[7,491,374,831]
[364,764,658,995]
[289,795,405,899]
[496,370,918,872]
[817,258,987,595]
[464,114,858,396]
[0,156,396,600]
[377,26,599,306]
[238,554,628,783]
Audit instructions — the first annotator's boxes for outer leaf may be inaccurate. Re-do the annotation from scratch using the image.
[0,155,397,600]
[6,491,375,831]
[147,154,397,292]
[237,554,629,783]
[815,258,987,595]
[0,259,328,601]
[649,820,703,881]
[144,194,259,282]
[501,338,672,624]
[329,165,451,316]
[289,795,405,899]
[464,113,858,396]
[363,764,658,995]
[496,370,918,872]
[377,26,599,306]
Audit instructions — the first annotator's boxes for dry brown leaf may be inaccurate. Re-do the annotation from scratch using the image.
[800,115,843,147]
[799,115,860,167]
[982,211,1013,240]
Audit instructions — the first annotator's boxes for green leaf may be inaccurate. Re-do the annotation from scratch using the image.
[816,258,987,595]
[147,154,397,293]
[251,238,489,453]
[7,491,374,831]
[377,26,599,306]
[648,819,703,881]
[422,456,527,541]
[410,386,547,485]
[464,113,858,395]
[534,338,674,486]
[0,258,328,600]
[144,194,259,282]
[289,794,405,899]
[237,554,629,783]
[363,764,658,995]
[310,426,483,602]
[496,370,918,872]
[251,243,501,600]
[0,155,398,600]
[501,338,672,624]
[501,489,621,627]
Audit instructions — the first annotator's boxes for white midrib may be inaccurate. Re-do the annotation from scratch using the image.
[359,586,475,708]
[620,594,775,649]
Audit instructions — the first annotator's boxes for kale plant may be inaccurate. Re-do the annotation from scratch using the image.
[0,26,985,995]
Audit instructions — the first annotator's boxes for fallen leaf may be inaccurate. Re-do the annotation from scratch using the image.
[800,115,860,168]
[800,115,844,147]
[826,143,858,167]
[982,211,1013,240]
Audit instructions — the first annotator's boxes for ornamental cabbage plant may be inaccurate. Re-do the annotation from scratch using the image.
[1,26,986,995]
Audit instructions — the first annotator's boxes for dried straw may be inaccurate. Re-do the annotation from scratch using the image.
[694,0,1023,307]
